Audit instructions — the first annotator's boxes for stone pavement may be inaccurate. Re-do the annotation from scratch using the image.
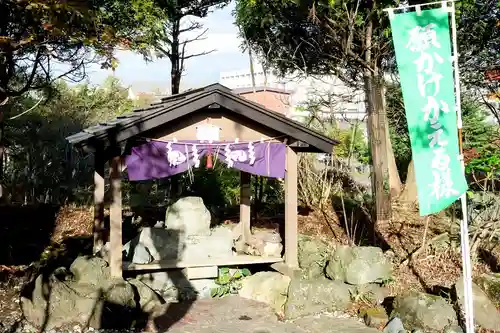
[156,296,379,333]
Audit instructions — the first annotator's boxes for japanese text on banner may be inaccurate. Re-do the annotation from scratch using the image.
[389,8,467,215]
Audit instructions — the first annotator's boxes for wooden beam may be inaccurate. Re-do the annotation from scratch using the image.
[183,266,218,279]
[240,171,252,243]
[123,255,284,271]
[109,156,123,278]
[93,152,105,254]
[284,146,299,268]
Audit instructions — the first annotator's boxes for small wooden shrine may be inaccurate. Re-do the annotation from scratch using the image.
[66,83,338,278]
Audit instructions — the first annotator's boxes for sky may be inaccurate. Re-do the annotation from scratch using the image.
[84,2,249,93]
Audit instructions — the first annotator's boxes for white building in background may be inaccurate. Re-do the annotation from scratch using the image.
[219,67,366,124]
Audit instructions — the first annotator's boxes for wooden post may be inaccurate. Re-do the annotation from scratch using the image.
[284,146,298,268]
[93,152,105,254]
[109,156,123,278]
[240,171,252,243]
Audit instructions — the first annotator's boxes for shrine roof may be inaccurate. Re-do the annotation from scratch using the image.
[66,83,338,153]
[232,86,291,95]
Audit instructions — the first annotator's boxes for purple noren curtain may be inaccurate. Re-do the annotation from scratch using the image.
[125,140,286,181]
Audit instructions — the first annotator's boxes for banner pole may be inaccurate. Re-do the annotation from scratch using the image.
[449,1,475,332]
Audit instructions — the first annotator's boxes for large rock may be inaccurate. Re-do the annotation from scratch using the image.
[135,270,192,302]
[232,224,283,257]
[124,226,233,263]
[182,226,233,260]
[164,196,211,236]
[123,227,180,262]
[239,272,291,314]
[298,235,331,279]
[391,292,457,332]
[124,243,154,264]
[189,279,219,299]
[456,277,500,331]
[284,278,351,319]
[70,256,112,285]
[383,317,405,333]
[361,306,389,329]
[135,271,216,302]
[474,273,500,308]
[69,257,137,307]
[21,274,137,329]
[21,275,98,329]
[353,283,390,305]
[325,246,392,285]
[127,278,165,314]
[20,256,173,330]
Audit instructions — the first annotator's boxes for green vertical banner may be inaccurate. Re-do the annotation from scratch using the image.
[390,8,468,216]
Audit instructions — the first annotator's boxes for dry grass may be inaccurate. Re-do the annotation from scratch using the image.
[297,209,344,244]
[379,202,451,258]
[295,199,499,302]
[51,205,94,242]
[380,202,497,296]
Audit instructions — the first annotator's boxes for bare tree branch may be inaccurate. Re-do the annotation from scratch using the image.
[182,50,215,60]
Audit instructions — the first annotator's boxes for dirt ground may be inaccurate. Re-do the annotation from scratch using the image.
[0,278,24,332]
[161,296,377,333]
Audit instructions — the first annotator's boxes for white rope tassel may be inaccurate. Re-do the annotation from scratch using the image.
[192,144,200,168]
[248,142,256,165]
[166,142,174,167]
[225,143,233,168]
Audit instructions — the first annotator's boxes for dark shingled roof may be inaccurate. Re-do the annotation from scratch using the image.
[66,83,338,153]
[232,86,291,95]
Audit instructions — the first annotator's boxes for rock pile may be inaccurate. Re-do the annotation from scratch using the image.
[123,196,234,265]
[236,236,500,333]
[20,257,165,330]
[238,271,291,314]
[21,230,500,332]
[285,244,392,320]
[390,292,458,332]
[233,225,283,257]
[123,196,284,263]
[325,245,392,285]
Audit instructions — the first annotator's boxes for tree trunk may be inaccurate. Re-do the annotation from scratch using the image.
[367,76,391,223]
[0,92,6,201]
[380,84,402,197]
[170,20,181,95]
[385,123,402,196]
[248,45,256,93]
[363,14,391,225]
[169,19,181,194]
[400,159,418,204]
